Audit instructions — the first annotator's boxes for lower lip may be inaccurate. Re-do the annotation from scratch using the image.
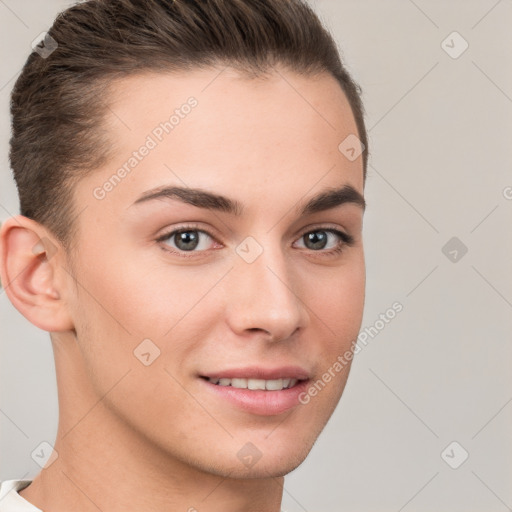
[201,378,310,416]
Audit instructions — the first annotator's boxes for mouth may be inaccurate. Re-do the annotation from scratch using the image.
[201,376,302,391]
[198,367,311,416]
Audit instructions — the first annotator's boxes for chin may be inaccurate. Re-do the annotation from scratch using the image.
[216,435,318,479]
[210,452,311,480]
[202,406,336,479]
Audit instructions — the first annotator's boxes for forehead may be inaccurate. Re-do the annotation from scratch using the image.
[79,67,363,215]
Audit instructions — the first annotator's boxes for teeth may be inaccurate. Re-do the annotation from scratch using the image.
[265,379,283,391]
[231,378,247,388]
[206,376,300,390]
[248,379,266,390]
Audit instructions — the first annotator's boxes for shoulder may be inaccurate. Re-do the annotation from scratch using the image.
[0,480,41,511]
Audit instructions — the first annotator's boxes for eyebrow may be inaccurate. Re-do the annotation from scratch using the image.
[132,183,365,216]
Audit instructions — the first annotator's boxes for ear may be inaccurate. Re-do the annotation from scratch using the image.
[0,215,74,332]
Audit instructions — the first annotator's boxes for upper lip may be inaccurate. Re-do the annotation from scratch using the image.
[201,366,310,381]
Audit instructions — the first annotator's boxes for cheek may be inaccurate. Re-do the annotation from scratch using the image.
[307,255,365,351]
[126,261,231,338]
[66,251,155,388]
[73,248,211,338]
[69,250,228,386]
[297,259,364,427]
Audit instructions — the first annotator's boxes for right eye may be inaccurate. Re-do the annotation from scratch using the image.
[156,227,219,255]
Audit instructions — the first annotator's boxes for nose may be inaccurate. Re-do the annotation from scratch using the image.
[225,241,308,342]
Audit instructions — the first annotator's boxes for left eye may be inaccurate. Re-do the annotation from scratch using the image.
[295,229,347,251]
[158,229,215,252]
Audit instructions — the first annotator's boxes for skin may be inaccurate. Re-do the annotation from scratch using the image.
[0,66,365,512]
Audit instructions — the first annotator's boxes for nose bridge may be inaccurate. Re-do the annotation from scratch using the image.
[226,236,306,340]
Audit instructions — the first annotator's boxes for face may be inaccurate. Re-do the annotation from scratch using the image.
[63,66,365,478]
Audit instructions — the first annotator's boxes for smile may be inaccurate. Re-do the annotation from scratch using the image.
[205,377,299,391]
[199,367,311,415]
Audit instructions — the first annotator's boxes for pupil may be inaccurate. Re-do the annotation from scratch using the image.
[175,231,199,251]
[305,231,327,250]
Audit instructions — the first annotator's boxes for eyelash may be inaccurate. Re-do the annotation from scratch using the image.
[155,223,355,259]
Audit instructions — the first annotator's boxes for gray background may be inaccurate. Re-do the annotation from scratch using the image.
[1,1,511,511]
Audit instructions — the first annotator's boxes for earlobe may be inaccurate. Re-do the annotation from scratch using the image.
[0,215,74,332]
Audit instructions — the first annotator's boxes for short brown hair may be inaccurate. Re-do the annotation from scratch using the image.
[9,0,368,247]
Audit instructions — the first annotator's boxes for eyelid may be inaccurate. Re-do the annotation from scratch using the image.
[295,223,355,245]
[156,222,218,241]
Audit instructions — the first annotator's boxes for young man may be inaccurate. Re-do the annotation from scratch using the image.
[0,0,368,510]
